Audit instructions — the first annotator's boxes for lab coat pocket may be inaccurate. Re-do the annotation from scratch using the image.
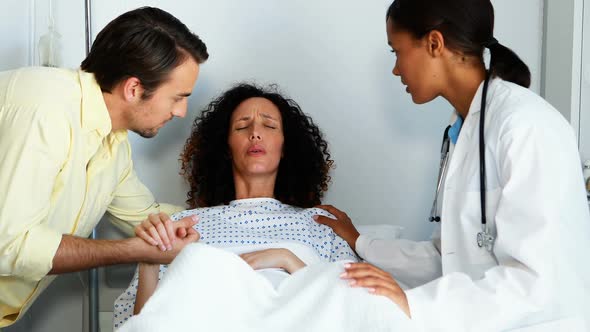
[456,187,501,269]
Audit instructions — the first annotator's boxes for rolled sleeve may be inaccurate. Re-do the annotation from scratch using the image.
[11,224,62,281]
[354,234,372,259]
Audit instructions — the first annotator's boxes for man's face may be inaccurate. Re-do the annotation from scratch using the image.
[128,57,200,138]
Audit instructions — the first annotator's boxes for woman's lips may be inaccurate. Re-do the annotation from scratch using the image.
[247,145,266,156]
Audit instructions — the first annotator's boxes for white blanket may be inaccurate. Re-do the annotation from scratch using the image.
[118,243,412,332]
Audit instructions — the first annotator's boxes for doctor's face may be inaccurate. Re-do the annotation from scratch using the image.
[228,97,284,181]
[386,18,440,104]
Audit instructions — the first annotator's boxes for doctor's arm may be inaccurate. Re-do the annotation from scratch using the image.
[314,205,442,288]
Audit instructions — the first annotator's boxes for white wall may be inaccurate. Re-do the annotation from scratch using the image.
[542,0,584,137]
[580,1,590,162]
[0,0,33,70]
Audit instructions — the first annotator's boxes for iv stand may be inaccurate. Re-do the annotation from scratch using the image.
[84,1,99,331]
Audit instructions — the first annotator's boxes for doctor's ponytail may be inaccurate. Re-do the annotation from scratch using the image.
[486,41,530,88]
[387,0,531,88]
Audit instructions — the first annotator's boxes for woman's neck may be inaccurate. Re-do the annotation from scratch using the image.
[442,61,487,119]
[233,173,277,200]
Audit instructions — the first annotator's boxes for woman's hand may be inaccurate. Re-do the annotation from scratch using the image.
[240,248,306,274]
[341,262,410,318]
[313,205,360,250]
[135,213,199,251]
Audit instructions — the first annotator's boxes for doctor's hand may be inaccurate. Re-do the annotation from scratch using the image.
[240,249,306,274]
[341,262,411,318]
[135,213,199,251]
[313,205,360,251]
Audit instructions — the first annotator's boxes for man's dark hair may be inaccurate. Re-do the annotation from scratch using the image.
[81,7,209,98]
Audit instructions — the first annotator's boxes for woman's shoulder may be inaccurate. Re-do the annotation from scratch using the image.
[489,78,572,136]
[490,78,551,113]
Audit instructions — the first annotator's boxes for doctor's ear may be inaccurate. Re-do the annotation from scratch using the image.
[122,77,144,102]
[425,30,445,57]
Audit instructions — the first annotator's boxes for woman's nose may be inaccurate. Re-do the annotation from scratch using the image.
[249,123,263,140]
[392,58,400,76]
[249,130,261,141]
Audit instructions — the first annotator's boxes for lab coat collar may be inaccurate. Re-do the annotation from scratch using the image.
[467,76,500,116]
[457,77,500,141]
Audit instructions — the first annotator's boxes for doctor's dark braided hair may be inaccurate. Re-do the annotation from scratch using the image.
[386,0,531,88]
[180,83,334,208]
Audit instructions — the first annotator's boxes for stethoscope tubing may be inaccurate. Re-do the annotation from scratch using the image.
[430,126,451,222]
[428,71,495,251]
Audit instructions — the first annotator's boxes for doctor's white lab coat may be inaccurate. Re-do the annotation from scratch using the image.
[355,78,590,331]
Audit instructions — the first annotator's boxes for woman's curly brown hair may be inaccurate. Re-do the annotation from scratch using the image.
[180,83,334,208]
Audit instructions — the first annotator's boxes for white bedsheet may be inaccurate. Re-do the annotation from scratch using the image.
[117,243,413,332]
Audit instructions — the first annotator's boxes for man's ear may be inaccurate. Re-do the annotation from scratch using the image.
[426,30,445,57]
[122,77,144,102]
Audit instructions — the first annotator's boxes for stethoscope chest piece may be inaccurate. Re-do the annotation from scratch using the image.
[477,228,495,252]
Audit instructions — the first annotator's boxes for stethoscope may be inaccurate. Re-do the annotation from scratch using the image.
[429,72,495,252]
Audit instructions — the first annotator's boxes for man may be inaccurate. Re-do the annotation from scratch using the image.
[0,7,208,327]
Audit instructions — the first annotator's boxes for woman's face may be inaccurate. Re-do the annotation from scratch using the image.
[228,97,284,180]
[386,18,441,104]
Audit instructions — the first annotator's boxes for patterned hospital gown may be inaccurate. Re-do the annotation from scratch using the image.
[113,197,358,329]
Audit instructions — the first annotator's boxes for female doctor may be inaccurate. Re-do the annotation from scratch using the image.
[315,0,590,330]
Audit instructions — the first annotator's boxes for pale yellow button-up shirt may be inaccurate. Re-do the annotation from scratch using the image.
[0,67,182,326]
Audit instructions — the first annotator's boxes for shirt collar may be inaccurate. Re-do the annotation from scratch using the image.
[78,69,112,137]
[448,116,463,144]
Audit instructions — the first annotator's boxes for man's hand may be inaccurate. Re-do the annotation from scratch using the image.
[136,223,201,264]
[313,205,360,250]
[135,213,199,251]
[50,225,200,275]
